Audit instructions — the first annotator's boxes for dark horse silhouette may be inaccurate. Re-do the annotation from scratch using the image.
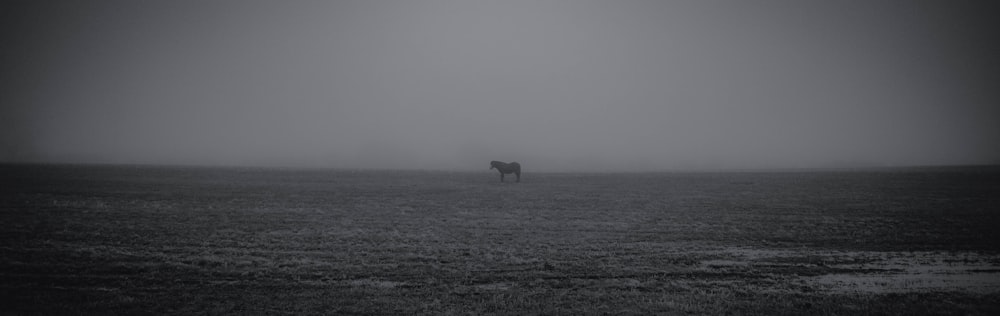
[490,161,521,182]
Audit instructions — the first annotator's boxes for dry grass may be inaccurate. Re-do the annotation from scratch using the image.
[2,164,999,314]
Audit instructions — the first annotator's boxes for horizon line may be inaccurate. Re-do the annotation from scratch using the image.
[2,161,998,173]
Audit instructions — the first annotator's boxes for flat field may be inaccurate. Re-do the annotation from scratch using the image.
[2,164,999,314]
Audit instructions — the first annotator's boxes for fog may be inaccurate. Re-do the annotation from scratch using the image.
[2,0,998,171]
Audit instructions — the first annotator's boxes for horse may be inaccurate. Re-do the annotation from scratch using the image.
[490,161,521,182]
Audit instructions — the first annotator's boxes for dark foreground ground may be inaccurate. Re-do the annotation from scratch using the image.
[2,164,999,315]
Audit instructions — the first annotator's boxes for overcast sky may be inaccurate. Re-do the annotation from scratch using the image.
[2,0,998,171]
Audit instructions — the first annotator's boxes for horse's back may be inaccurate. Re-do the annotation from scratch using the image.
[491,160,521,174]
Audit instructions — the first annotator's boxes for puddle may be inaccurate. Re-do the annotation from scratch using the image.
[474,282,512,291]
[346,278,407,289]
[700,247,1000,293]
[811,271,1000,293]
[813,253,1000,293]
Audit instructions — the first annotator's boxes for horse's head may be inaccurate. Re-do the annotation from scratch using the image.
[490,161,501,170]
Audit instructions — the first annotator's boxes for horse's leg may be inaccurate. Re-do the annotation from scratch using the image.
[500,173,504,182]
[515,172,520,182]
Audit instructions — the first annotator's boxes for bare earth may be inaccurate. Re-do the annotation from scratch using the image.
[2,164,998,314]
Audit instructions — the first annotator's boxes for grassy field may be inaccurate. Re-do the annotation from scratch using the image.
[2,164,999,315]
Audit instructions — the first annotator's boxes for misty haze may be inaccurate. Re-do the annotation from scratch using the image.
[2,1,999,314]
[2,0,997,170]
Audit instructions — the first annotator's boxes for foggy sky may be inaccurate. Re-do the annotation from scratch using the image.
[2,0,998,171]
